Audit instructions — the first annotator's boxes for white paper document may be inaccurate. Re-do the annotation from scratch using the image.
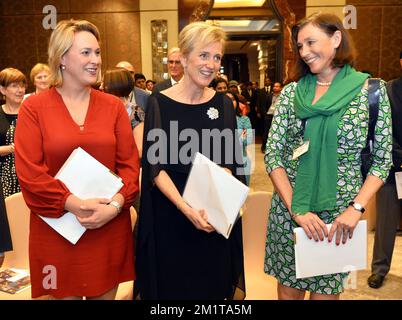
[40,147,124,245]
[294,220,367,279]
[182,152,249,239]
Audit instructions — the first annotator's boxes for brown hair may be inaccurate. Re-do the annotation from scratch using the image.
[102,68,134,98]
[48,19,101,87]
[291,12,356,80]
[0,68,27,88]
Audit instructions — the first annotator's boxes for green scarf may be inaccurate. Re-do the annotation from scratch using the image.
[291,64,369,214]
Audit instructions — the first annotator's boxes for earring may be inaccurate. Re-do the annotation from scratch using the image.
[61,65,66,70]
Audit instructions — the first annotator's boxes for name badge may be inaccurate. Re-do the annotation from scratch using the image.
[292,140,310,160]
[395,172,402,199]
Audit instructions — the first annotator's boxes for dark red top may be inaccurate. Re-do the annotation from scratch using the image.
[15,87,139,298]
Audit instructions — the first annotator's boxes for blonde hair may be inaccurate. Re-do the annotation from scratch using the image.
[30,63,50,83]
[48,19,100,87]
[0,68,27,88]
[178,22,226,57]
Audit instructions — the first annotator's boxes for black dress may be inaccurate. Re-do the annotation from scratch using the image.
[0,107,14,254]
[0,107,20,198]
[135,91,245,300]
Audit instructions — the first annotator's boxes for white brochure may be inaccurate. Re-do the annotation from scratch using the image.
[294,220,367,279]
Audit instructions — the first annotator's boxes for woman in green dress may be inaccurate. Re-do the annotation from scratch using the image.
[264,12,392,300]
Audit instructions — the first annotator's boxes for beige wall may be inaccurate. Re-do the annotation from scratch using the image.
[306,0,346,18]
[140,0,178,80]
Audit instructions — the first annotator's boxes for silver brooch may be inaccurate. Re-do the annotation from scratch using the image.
[207,107,219,120]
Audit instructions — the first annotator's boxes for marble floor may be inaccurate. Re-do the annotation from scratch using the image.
[249,143,402,300]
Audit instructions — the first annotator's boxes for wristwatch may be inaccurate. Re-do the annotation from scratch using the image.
[349,201,365,213]
[109,200,122,214]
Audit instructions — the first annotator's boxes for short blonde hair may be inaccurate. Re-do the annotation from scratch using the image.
[30,63,50,83]
[168,47,181,57]
[179,22,226,57]
[0,68,27,88]
[48,19,100,87]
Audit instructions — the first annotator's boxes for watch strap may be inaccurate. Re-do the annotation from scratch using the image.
[109,200,122,213]
[349,201,365,213]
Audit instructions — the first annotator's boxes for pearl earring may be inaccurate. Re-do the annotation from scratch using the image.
[61,65,66,70]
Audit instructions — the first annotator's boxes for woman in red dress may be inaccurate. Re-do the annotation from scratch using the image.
[14,19,139,299]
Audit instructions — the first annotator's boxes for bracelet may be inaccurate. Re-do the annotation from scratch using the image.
[108,200,122,214]
[290,212,306,220]
[290,212,299,220]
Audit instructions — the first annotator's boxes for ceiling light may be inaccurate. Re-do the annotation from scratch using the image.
[214,0,266,8]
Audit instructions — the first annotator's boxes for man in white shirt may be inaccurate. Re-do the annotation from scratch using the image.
[153,47,184,93]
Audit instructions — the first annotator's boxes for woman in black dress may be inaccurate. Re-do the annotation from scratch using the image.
[0,68,26,263]
[135,22,245,300]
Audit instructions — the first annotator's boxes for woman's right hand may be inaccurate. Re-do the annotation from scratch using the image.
[293,212,328,242]
[180,203,215,233]
[74,198,111,218]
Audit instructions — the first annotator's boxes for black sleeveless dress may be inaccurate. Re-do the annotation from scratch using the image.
[135,92,245,299]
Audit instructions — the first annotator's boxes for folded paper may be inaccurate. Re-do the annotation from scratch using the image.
[294,220,367,279]
[182,152,249,239]
[40,147,123,244]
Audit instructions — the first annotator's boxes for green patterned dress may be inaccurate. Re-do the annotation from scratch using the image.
[264,81,392,294]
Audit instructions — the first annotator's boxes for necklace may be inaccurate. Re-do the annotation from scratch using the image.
[3,104,19,115]
[316,80,332,86]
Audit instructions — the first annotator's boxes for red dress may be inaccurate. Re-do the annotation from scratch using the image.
[14,87,139,298]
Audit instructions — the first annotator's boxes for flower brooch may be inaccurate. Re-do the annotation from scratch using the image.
[207,107,219,120]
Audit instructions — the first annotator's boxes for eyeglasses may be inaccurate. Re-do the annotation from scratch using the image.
[168,60,181,65]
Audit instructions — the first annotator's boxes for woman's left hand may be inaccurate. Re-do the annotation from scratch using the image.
[328,206,362,245]
[77,200,119,229]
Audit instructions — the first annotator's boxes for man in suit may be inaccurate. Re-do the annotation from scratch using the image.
[255,77,272,139]
[368,51,402,289]
[115,61,150,112]
[153,47,184,93]
[261,82,282,153]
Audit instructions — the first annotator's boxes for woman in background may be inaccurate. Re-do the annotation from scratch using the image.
[0,68,26,197]
[213,77,228,93]
[103,67,145,158]
[235,94,253,186]
[0,67,27,271]
[24,63,51,100]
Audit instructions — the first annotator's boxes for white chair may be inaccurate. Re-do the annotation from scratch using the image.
[115,206,137,300]
[242,191,278,299]
[0,192,34,299]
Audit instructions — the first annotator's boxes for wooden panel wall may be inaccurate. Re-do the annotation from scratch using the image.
[0,0,141,92]
[346,0,402,80]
